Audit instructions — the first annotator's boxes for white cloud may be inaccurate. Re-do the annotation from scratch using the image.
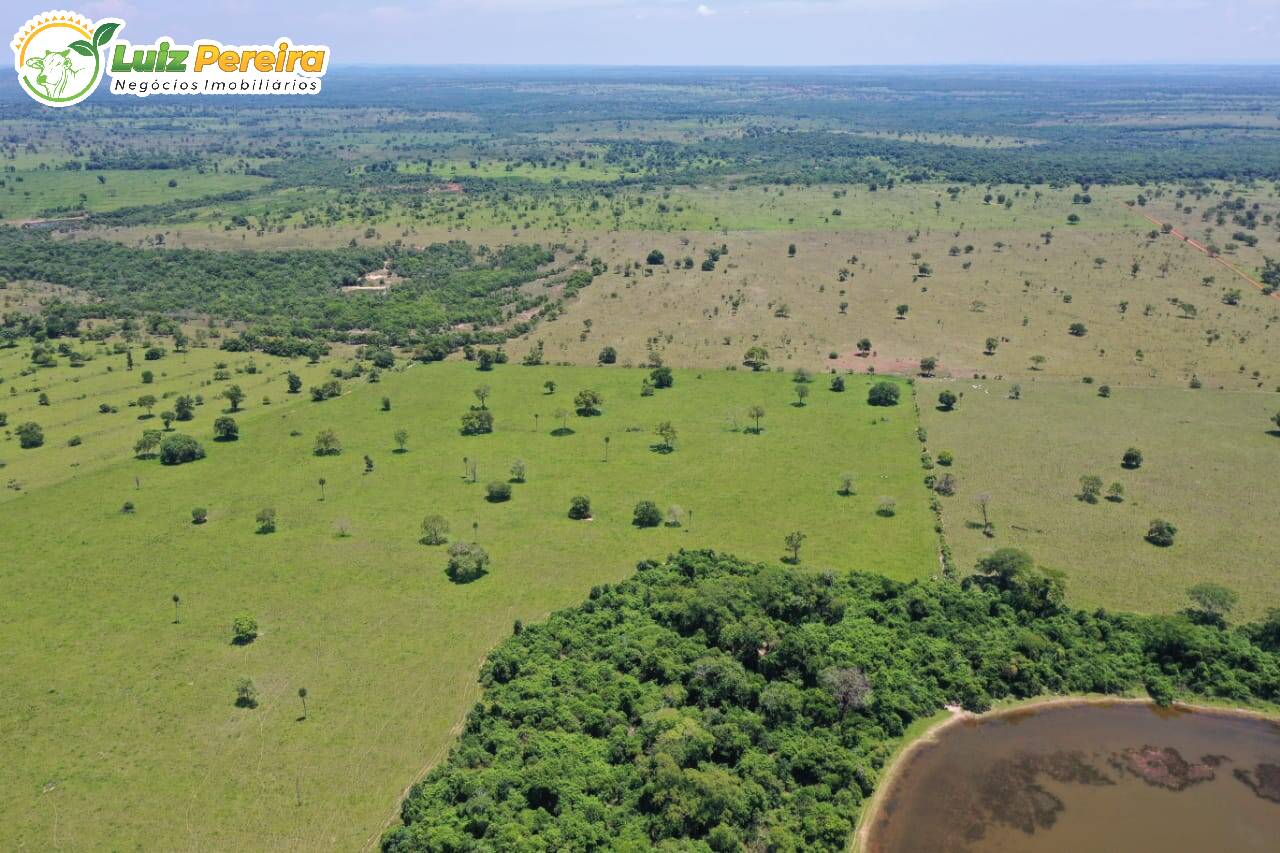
[697,3,716,14]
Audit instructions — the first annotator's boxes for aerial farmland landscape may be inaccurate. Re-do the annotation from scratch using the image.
[1,3,1279,851]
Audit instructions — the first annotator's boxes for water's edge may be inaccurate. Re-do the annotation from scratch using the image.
[848,695,1280,853]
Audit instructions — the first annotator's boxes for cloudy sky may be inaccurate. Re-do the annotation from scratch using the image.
[73,0,1278,65]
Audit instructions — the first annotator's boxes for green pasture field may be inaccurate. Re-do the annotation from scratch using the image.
[0,168,266,222]
[917,377,1280,619]
[0,350,934,850]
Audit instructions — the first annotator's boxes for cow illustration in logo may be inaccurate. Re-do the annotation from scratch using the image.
[11,11,122,107]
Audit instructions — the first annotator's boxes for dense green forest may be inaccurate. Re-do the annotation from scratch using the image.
[383,549,1280,852]
[0,228,557,349]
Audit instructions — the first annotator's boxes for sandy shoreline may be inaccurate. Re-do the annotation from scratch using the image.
[849,694,1280,852]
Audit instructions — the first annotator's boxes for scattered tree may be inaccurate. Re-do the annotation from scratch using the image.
[421,514,450,545]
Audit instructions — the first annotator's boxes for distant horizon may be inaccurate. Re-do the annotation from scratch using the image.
[40,1,1280,65]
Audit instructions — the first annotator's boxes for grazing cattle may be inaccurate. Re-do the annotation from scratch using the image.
[25,49,84,99]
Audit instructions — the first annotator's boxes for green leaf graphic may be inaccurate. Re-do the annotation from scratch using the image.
[92,22,120,47]
[68,39,94,57]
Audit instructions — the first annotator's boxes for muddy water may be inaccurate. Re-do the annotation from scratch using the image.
[864,702,1280,853]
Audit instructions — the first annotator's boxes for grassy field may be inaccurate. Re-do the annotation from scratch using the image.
[0,169,267,222]
[0,346,934,850]
[918,377,1280,618]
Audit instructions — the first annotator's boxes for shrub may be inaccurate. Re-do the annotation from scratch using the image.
[231,614,258,645]
[314,428,342,455]
[16,421,44,448]
[234,677,259,708]
[937,450,954,466]
[255,507,277,534]
[192,507,208,524]
[446,542,490,583]
[213,416,239,441]
[420,514,450,545]
[632,500,662,528]
[1146,519,1177,547]
[650,366,674,388]
[597,346,617,365]
[877,498,897,517]
[158,434,205,465]
[460,410,494,435]
[485,481,512,503]
[867,382,900,407]
[574,389,604,416]
[1122,447,1143,469]
[938,390,958,410]
[830,375,845,392]
[569,495,592,520]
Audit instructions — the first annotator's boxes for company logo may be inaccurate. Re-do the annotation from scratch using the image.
[12,10,119,106]
[12,10,329,106]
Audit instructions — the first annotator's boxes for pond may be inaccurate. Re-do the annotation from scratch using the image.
[863,701,1280,853]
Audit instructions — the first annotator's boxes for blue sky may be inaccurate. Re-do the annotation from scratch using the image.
[70,0,1279,65]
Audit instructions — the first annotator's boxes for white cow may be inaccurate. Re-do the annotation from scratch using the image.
[25,50,84,99]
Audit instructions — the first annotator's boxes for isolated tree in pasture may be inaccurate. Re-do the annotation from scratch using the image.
[783,531,806,564]
[314,429,342,455]
[394,429,409,452]
[232,613,258,645]
[569,496,592,520]
[919,356,937,376]
[446,542,490,583]
[235,678,259,709]
[985,337,999,355]
[654,421,677,451]
[895,304,909,319]
[461,410,494,435]
[161,411,175,430]
[137,394,158,416]
[224,384,245,411]
[134,429,162,458]
[485,481,512,503]
[938,390,958,411]
[213,416,238,441]
[255,507,277,534]
[867,382,900,407]
[977,493,993,536]
[174,395,195,421]
[298,687,309,720]
[16,421,44,449]
[172,593,182,623]
[830,375,845,392]
[473,385,491,409]
[1068,323,1088,337]
[1146,518,1177,547]
[159,434,205,465]
[543,380,557,394]
[286,372,302,394]
[318,478,326,501]
[633,501,662,528]
[421,514,450,545]
[1107,482,1125,502]
[838,474,855,496]
[1078,475,1104,504]
[574,389,604,416]
[1029,355,1047,371]
[191,507,208,525]
[650,366,674,389]
[598,346,617,365]
[1122,447,1143,469]
[794,385,810,406]
[747,405,765,434]
[857,338,872,356]
[743,346,769,371]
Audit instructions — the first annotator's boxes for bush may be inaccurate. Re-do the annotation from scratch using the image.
[1122,447,1143,469]
[313,428,342,455]
[1146,519,1177,547]
[569,495,592,520]
[446,542,490,583]
[632,500,662,528]
[213,416,239,441]
[937,450,954,466]
[158,434,205,465]
[234,677,259,709]
[830,375,845,392]
[255,507,277,534]
[192,507,208,524]
[460,409,494,435]
[650,366,674,388]
[867,382,900,407]
[231,613,258,645]
[938,390,958,410]
[485,481,512,503]
[420,514,450,545]
[574,389,604,416]
[16,421,44,448]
